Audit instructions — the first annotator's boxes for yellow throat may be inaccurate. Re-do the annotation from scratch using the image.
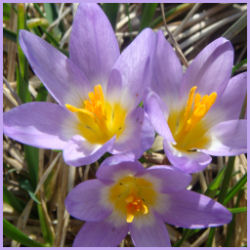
[66,84,127,144]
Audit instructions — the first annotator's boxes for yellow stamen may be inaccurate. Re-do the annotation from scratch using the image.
[174,86,217,146]
[125,194,149,223]
[108,175,156,224]
[65,84,126,144]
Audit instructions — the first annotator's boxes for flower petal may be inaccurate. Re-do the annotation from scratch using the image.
[152,30,183,108]
[161,190,232,229]
[73,220,129,247]
[145,165,192,192]
[130,213,171,247]
[97,156,145,183]
[145,92,174,142]
[182,37,234,97]
[203,119,247,156]
[65,179,111,221]
[70,3,120,86]
[113,28,156,107]
[209,72,247,123]
[19,30,89,106]
[164,139,212,173]
[111,107,154,159]
[63,135,115,167]
[3,102,70,149]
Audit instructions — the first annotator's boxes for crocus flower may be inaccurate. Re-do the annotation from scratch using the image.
[145,31,247,173]
[65,155,232,247]
[3,3,156,166]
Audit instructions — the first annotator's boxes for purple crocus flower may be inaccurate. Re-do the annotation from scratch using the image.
[145,31,247,173]
[65,155,232,247]
[3,3,156,166]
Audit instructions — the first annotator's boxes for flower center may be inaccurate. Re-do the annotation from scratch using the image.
[108,175,157,223]
[66,84,127,144]
[168,86,217,151]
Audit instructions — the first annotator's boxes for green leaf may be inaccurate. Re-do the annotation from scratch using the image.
[44,3,63,37]
[35,85,48,102]
[44,3,58,24]
[20,179,40,204]
[3,185,25,213]
[218,157,235,203]
[205,165,226,197]
[24,145,39,189]
[206,157,235,246]
[140,3,158,31]
[149,3,193,28]
[232,58,247,74]
[102,3,119,30]
[37,203,54,245]
[224,190,244,246]
[3,219,45,247]
[3,3,11,21]
[17,4,32,103]
[206,227,215,247]
[3,28,17,42]
[27,18,49,29]
[33,3,45,17]
[223,173,247,205]
[228,207,247,214]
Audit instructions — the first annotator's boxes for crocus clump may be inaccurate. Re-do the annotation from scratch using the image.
[145,31,247,173]
[3,3,155,167]
[65,156,232,247]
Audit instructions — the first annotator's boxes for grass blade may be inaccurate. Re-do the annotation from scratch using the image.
[3,219,45,247]
[37,203,55,245]
[24,145,39,190]
[149,3,193,28]
[17,3,31,103]
[3,27,17,42]
[102,3,119,30]
[205,165,226,197]
[223,173,247,205]
[232,58,247,74]
[140,3,158,31]
[228,207,247,214]
[3,185,25,213]
[206,157,235,246]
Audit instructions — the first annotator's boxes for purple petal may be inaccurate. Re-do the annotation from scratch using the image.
[145,92,175,142]
[69,3,120,86]
[130,213,171,247]
[144,165,191,192]
[210,72,247,123]
[97,156,145,183]
[164,139,212,173]
[63,135,115,167]
[19,30,90,106]
[182,37,234,97]
[113,28,156,107]
[161,190,232,229]
[3,102,71,149]
[73,220,129,247]
[111,107,153,159]
[65,179,111,221]
[202,119,247,156]
[139,113,155,155]
[152,30,182,107]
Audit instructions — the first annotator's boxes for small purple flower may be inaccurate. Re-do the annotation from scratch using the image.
[145,31,247,173]
[65,156,232,247]
[3,3,156,166]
